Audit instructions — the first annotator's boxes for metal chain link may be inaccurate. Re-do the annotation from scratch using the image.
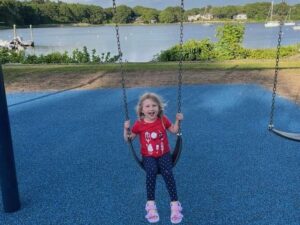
[268,2,285,130]
[112,0,129,121]
[177,0,184,135]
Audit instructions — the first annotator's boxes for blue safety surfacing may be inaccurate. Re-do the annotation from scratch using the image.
[1,84,300,225]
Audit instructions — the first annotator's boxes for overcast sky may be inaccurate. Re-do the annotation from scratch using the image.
[56,0,300,9]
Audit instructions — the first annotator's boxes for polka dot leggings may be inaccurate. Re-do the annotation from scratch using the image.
[143,152,178,201]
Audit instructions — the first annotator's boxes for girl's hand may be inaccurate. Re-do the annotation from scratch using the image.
[176,113,183,121]
[124,120,130,129]
[124,120,136,141]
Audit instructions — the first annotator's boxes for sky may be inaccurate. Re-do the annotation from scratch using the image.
[56,0,300,9]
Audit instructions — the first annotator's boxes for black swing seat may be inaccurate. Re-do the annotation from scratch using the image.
[127,134,183,172]
[270,128,300,142]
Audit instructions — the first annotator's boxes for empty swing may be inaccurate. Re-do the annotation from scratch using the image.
[112,0,184,170]
[268,0,300,141]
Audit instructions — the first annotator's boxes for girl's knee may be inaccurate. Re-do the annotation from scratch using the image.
[148,167,158,175]
[161,168,174,178]
[145,164,158,176]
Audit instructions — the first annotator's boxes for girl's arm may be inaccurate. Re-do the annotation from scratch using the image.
[124,120,137,141]
[168,113,184,134]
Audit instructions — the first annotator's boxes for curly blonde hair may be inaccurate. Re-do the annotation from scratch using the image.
[136,92,166,119]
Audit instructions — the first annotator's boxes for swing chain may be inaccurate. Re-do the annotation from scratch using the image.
[113,0,184,131]
[177,0,184,115]
[177,0,184,134]
[269,13,284,130]
[113,0,129,121]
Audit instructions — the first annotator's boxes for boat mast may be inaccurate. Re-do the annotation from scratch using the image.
[270,1,273,21]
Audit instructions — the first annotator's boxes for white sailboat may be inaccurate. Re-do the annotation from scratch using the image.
[265,1,280,28]
[284,8,295,26]
[10,24,34,49]
[293,25,300,30]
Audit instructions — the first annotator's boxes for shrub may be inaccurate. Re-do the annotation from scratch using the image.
[156,39,216,62]
[247,45,299,59]
[155,23,299,62]
[0,47,119,64]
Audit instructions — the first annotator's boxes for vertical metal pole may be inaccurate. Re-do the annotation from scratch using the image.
[0,65,21,213]
[13,24,16,39]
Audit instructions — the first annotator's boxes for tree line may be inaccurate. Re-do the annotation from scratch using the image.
[0,0,300,26]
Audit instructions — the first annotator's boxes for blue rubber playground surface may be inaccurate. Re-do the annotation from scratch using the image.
[2,84,300,225]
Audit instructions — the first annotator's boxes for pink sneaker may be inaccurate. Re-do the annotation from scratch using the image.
[145,201,159,223]
[170,201,183,224]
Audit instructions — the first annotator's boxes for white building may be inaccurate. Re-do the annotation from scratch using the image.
[188,13,214,22]
[134,17,144,23]
[201,13,214,20]
[233,14,248,20]
[188,14,201,22]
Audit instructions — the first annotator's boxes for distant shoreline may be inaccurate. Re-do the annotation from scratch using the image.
[0,20,282,30]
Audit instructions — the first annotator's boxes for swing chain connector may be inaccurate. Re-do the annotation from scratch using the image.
[268,124,274,130]
[126,128,132,141]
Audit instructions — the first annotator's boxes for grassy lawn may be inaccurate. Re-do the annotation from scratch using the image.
[2,58,300,83]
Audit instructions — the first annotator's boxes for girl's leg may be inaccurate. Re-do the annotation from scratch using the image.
[143,157,160,223]
[158,153,183,223]
[158,153,178,201]
[143,156,158,201]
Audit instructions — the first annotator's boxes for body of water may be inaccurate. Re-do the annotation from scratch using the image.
[1,23,300,62]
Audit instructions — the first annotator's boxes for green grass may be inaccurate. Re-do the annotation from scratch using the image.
[2,58,300,83]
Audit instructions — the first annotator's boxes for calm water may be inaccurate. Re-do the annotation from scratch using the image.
[1,23,300,62]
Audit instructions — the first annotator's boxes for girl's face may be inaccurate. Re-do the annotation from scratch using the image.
[141,98,159,122]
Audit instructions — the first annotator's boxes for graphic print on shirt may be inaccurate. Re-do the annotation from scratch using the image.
[159,131,164,153]
[145,130,165,155]
[145,132,153,154]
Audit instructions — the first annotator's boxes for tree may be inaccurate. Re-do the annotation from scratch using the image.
[159,7,182,23]
[293,4,300,20]
[58,3,74,23]
[274,2,289,21]
[31,0,46,3]
[19,3,41,25]
[215,23,246,59]
[37,2,59,23]
[87,6,106,24]
[0,0,24,25]
[112,5,134,24]
[185,8,201,17]
[133,6,159,23]
[244,3,270,20]
[104,7,114,23]
[69,4,86,22]
[212,6,239,19]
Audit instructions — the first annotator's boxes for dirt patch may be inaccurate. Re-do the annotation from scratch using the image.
[5,72,107,92]
[5,69,300,103]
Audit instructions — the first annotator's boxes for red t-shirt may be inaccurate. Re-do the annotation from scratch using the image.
[132,115,172,157]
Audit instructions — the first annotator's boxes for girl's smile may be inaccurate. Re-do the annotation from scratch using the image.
[142,99,159,122]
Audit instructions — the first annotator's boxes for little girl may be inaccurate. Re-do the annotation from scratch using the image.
[124,92,183,224]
